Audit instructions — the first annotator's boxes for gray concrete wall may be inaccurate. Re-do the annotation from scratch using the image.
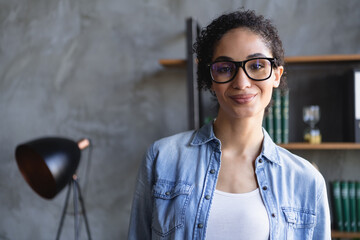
[0,0,359,239]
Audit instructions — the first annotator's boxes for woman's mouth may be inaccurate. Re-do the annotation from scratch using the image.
[229,94,257,104]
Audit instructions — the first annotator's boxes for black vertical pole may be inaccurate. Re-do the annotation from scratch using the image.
[186,18,200,130]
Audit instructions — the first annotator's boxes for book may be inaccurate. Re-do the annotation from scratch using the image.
[356,181,360,230]
[349,181,358,232]
[281,89,289,144]
[341,181,351,232]
[272,89,282,144]
[265,105,274,140]
[344,69,360,142]
[354,70,360,142]
[332,181,344,231]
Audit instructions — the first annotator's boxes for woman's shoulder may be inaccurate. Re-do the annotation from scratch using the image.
[150,122,215,151]
[276,145,325,182]
[151,129,197,151]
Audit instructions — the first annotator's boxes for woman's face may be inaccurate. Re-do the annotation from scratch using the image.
[211,27,283,120]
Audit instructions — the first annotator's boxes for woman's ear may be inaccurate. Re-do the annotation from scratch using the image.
[273,66,284,88]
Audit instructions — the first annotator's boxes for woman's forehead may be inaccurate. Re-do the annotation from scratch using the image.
[213,28,272,60]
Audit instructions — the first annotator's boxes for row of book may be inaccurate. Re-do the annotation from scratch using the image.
[330,181,360,232]
[263,88,289,144]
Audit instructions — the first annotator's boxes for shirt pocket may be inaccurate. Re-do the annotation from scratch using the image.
[151,179,194,238]
[282,207,316,240]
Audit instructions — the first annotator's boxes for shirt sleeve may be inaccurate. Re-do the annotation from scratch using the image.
[127,144,155,240]
[313,176,332,240]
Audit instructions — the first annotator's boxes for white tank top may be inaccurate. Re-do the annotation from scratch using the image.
[205,188,270,240]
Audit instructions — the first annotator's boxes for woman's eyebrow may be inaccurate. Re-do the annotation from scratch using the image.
[213,53,269,62]
[213,56,233,61]
[247,53,268,59]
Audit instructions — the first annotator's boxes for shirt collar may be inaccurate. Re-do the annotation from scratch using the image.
[261,128,281,165]
[190,121,219,146]
[190,122,281,165]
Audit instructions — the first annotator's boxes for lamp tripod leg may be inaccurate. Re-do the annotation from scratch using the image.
[55,182,72,240]
[73,179,80,240]
[73,179,92,240]
[55,178,92,240]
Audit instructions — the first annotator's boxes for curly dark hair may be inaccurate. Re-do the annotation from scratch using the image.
[193,9,286,92]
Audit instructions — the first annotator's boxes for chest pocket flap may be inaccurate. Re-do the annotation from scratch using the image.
[282,207,316,228]
[153,180,193,199]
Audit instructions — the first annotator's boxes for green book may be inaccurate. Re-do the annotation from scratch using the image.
[349,181,358,232]
[272,89,282,144]
[356,181,360,230]
[265,106,274,140]
[281,89,289,144]
[262,117,266,129]
[341,181,351,232]
[332,181,344,231]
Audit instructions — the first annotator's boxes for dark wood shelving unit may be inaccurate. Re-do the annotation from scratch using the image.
[161,18,360,240]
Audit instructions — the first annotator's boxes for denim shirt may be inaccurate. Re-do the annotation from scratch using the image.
[128,122,331,240]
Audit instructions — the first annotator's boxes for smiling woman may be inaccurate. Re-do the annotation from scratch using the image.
[209,27,283,121]
[128,9,331,240]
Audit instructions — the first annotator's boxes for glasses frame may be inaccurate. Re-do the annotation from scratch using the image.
[208,57,276,84]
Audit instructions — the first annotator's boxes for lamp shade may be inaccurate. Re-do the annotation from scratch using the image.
[15,137,82,199]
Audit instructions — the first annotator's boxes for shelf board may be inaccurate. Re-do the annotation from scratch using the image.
[159,59,186,68]
[285,54,360,63]
[279,142,360,150]
[331,230,360,238]
[159,54,360,67]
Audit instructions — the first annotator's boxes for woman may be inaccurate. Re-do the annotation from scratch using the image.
[128,9,331,240]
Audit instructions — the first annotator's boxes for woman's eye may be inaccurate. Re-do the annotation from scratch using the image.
[218,67,232,73]
[249,63,264,70]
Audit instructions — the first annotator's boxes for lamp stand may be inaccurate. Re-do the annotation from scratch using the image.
[55,175,92,240]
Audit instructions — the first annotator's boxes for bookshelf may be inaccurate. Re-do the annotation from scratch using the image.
[160,18,360,240]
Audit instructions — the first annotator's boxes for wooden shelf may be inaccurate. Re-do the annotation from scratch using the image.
[279,142,360,150]
[285,54,360,63]
[159,54,360,67]
[159,59,186,68]
[332,230,360,238]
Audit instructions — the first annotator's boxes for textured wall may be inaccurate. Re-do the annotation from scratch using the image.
[1,0,360,239]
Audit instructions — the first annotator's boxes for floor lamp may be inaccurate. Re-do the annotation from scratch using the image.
[15,137,92,240]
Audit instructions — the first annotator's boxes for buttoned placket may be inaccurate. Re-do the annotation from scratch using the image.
[193,141,221,240]
[255,156,278,240]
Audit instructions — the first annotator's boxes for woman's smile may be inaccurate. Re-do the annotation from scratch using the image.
[229,93,257,104]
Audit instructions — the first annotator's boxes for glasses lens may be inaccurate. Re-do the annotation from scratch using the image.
[245,59,272,80]
[210,62,236,83]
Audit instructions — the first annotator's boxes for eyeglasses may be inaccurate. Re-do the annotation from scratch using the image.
[208,57,276,83]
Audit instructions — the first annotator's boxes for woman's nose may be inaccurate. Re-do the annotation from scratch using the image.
[231,67,252,89]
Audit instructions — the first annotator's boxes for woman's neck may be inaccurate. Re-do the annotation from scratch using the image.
[213,110,264,161]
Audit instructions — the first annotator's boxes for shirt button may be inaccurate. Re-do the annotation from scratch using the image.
[259,159,263,163]
[262,186,268,191]
[165,191,171,196]
[272,213,276,218]
[197,223,204,228]
[210,169,215,174]
[205,195,211,200]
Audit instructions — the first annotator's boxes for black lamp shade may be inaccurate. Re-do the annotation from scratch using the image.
[15,137,81,199]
